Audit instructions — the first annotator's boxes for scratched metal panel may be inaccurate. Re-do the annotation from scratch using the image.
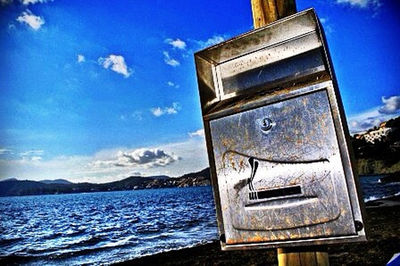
[209,89,356,244]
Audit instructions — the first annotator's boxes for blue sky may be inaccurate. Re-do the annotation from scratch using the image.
[0,0,399,182]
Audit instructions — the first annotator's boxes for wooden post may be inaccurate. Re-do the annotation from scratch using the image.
[250,0,296,27]
[250,1,330,265]
[277,247,329,266]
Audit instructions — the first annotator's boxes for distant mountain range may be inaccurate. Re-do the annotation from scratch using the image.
[0,168,210,197]
[39,179,72,185]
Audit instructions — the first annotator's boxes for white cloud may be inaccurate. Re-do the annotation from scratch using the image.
[348,95,400,134]
[98,54,132,78]
[151,102,181,117]
[31,156,42,161]
[92,148,180,169]
[77,54,85,63]
[336,0,381,9]
[196,35,225,49]
[319,17,333,35]
[165,38,186,50]
[163,51,180,67]
[189,129,205,138]
[21,0,50,4]
[120,111,143,121]
[151,107,163,117]
[16,9,45,31]
[379,96,400,114]
[0,148,12,155]
[19,150,44,161]
[167,81,180,88]
[20,149,44,156]
[0,136,208,183]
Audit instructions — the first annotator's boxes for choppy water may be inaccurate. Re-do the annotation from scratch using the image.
[360,175,400,202]
[1,176,399,265]
[0,187,217,265]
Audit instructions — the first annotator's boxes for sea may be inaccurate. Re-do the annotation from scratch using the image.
[0,175,399,265]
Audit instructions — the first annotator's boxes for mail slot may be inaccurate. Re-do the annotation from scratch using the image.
[195,9,366,249]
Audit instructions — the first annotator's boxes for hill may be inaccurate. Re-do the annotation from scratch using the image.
[351,116,400,175]
[0,168,210,197]
[39,179,72,185]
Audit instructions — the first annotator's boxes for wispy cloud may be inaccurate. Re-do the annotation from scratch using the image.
[21,0,51,5]
[189,129,204,138]
[167,81,179,88]
[319,17,334,35]
[19,149,44,156]
[131,111,143,120]
[336,0,381,9]
[348,95,400,133]
[163,51,180,67]
[378,96,400,114]
[16,9,45,30]
[165,38,186,50]
[98,54,132,78]
[0,148,12,155]
[151,102,181,117]
[77,54,85,63]
[120,111,143,121]
[31,156,42,161]
[16,149,44,162]
[196,35,225,49]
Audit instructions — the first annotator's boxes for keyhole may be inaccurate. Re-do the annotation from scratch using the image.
[260,117,273,132]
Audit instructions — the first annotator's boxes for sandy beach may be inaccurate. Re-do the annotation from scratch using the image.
[117,203,400,266]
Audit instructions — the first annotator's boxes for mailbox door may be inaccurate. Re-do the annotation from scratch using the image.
[209,85,357,245]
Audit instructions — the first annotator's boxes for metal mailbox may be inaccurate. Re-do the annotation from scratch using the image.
[195,9,366,249]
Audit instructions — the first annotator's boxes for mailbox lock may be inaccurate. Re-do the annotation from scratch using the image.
[260,117,273,132]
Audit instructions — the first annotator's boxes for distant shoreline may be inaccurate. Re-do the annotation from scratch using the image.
[0,168,211,197]
[0,170,397,198]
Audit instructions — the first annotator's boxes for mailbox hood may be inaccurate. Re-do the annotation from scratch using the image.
[195,8,332,116]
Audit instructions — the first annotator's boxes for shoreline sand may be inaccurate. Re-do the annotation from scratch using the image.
[117,204,400,266]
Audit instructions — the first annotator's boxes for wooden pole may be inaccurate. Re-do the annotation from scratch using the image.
[250,1,330,265]
[250,0,296,27]
[277,247,329,266]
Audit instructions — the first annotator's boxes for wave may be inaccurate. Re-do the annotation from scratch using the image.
[50,238,137,259]
[132,239,216,261]
[0,237,23,246]
[365,191,400,202]
[2,235,139,264]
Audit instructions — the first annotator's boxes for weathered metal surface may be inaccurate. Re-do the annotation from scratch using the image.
[194,8,366,249]
[195,8,324,113]
[210,86,355,244]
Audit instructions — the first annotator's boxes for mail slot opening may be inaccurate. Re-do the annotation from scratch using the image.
[249,185,302,200]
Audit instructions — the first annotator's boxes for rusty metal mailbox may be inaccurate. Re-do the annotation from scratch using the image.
[195,9,366,249]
